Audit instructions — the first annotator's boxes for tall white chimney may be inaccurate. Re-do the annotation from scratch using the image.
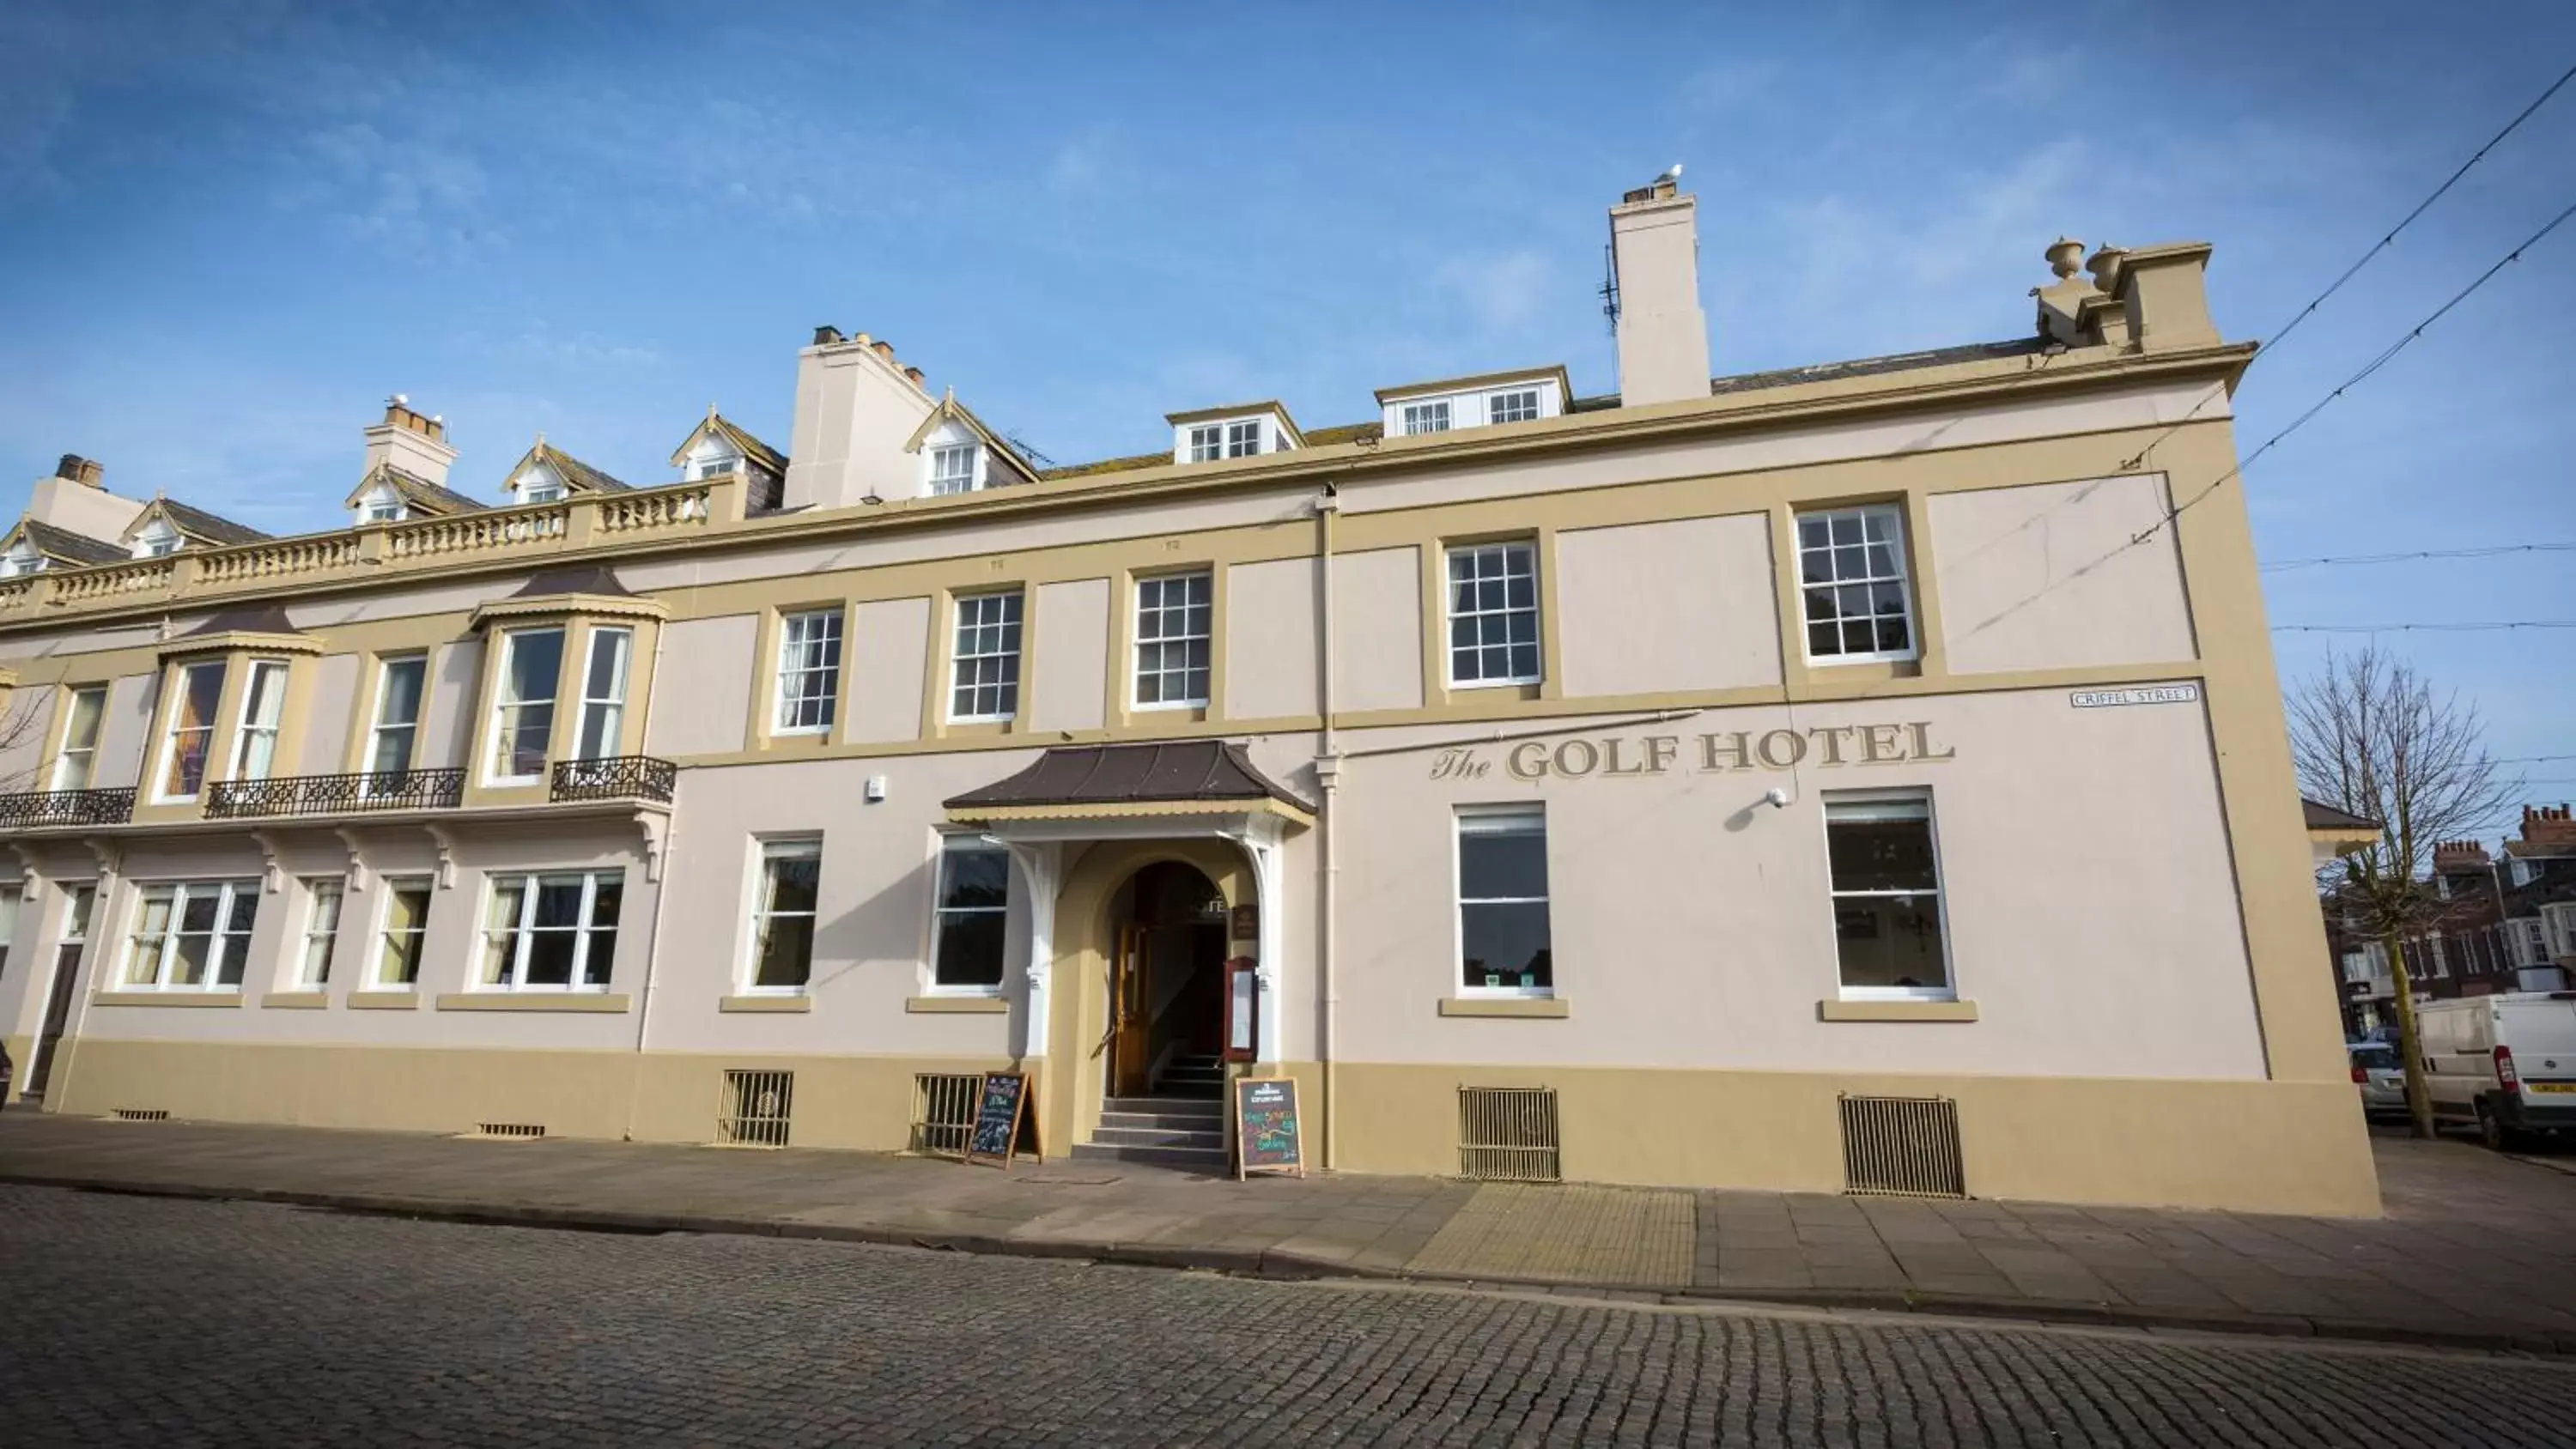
[1608,175,1712,406]
[364,395,458,485]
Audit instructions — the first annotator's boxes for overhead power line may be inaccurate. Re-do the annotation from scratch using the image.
[2494,754,2576,765]
[2261,541,2576,572]
[2110,58,2576,477]
[2132,194,2576,549]
[2272,620,2576,634]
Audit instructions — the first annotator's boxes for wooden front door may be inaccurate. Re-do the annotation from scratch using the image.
[1109,924,1151,1098]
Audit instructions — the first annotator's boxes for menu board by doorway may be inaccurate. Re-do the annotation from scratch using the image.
[1232,1076,1303,1179]
[965,1072,1037,1167]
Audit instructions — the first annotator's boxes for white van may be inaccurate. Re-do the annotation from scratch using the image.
[2415,992,2576,1150]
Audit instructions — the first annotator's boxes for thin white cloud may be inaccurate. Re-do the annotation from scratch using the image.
[1434,251,1554,332]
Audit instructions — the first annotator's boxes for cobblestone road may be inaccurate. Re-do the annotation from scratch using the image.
[4,1186,2573,1447]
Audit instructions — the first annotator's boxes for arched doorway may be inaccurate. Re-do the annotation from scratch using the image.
[1103,861,1231,1100]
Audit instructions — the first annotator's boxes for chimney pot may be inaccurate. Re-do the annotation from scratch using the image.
[56,453,104,486]
[812,325,845,346]
[903,366,926,389]
[872,340,896,362]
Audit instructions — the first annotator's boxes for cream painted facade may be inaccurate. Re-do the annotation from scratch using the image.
[0,189,2379,1215]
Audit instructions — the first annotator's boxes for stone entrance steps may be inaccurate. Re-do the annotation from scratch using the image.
[1153,1053,1226,1099]
[1073,1094,1229,1172]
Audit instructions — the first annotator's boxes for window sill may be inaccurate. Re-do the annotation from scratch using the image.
[907,994,1007,1014]
[434,992,632,1013]
[1438,996,1569,1019]
[349,990,420,1009]
[1817,997,1978,1022]
[720,994,812,1013]
[259,991,331,1010]
[90,991,242,1008]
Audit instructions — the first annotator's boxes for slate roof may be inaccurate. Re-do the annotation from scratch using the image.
[347,463,487,515]
[179,604,302,637]
[12,519,127,567]
[2303,798,2383,833]
[512,567,636,599]
[946,741,1311,813]
[510,441,631,494]
[154,498,271,545]
[1705,338,2054,397]
[708,415,787,474]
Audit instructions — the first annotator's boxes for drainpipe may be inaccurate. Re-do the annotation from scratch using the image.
[622,575,682,1142]
[1314,487,1340,1169]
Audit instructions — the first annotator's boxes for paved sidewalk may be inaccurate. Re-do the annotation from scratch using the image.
[3,1111,2572,1353]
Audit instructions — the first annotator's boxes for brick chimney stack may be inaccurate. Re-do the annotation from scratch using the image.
[2519,804,2576,848]
[2432,840,2491,872]
[363,394,459,487]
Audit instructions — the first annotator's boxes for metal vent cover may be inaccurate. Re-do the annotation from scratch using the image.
[1839,1094,1966,1197]
[473,1122,547,1140]
[111,1108,169,1122]
[717,1070,795,1149]
[909,1073,981,1157]
[1458,1086,1561,1182]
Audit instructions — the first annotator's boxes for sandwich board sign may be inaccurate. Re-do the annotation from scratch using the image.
[1232,1076,1303,1179]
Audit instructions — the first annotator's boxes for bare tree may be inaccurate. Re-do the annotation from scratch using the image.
[2287,645,2511,1138]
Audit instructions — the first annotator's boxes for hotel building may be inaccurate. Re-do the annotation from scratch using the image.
[0,183,2380,1215]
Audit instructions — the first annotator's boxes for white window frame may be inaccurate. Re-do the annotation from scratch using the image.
[947,591,1024,724]
[2421,932,2450,979]
[2506,917,2552,967]
[1401,400,1453,435]
[517,469,568,504]
[774,609,843,736]
[120,879,259,992]
[154,659,228,803]
[927,443,981,495]
[1454,804,1553,998]
[1185,424,1226,464]
[1796,504,1919,665]
[51,683,108,792]
[477,870,623,992]
[927,833,1011,996]
[1444,540,1543,688]
[228,658,290,783]
[1822,789,1956,1002]
[374,876,432,989]
[2546,904,2576,960]
[742,838,823,996]
[485,626,565,786]
[574,627,632,761]
[133,520,182,559]
[297,877,343,989]
[1177,415,1281,464]
[1487,387,1542,425]
[1378,378,1562,435]
[1132,570,1212,710]
[687,449,741,482]
[365,655,428,779]
[3,542,48,577]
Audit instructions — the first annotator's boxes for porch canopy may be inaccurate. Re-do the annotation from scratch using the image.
[943,742,1312,1065]
[943,740,1313,828]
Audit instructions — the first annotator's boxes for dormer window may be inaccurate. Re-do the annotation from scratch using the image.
[133,520,182,559]
[520,477,566,504]
[0,543,45,578]
[686,451,740,482]
[1376,370,1568,438]
[928,444,981,495]
[353,483,406,526]
[1174,410,1297,465]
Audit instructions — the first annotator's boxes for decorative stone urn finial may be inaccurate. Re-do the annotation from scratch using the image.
[2046,237,2086,281]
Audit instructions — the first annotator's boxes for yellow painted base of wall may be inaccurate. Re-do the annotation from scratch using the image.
[1,1034,30,1104]
[36,1040,2381,1216]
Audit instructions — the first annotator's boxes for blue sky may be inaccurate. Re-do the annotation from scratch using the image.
[1,1,2570,831]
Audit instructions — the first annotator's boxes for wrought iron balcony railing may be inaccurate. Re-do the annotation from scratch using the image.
[204,768,466,820]
[550,755,677,805]
[0,786,137,829]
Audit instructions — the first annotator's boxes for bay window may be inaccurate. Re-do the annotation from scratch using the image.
[124,880,258,991]
[228,659,289,781]
[480,870,622,990]
[156,661,228,801]
[576,627,632,759]
[1456,806,1552,994]
[488,627,564,783]
[1824,791,1953,998]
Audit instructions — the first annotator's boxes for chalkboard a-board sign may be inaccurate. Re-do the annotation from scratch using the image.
[1232,1076,1303,1179]
[964,1072,1036,1167]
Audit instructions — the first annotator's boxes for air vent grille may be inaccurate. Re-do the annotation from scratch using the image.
[1458,1086,1561,1182]
[1839,1094,1965,1197]
[909,1072,982,1156]
[717,1070,795,1149]
[474,1122,546,1140]
[111,1108,169,1122]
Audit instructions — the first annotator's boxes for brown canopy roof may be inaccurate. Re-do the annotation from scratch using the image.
[2302,798,2381,832]
[946,741,1310,814]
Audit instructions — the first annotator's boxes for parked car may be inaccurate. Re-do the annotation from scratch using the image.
[2348,1040,2408,1120]
[2413,992,2576,1150]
